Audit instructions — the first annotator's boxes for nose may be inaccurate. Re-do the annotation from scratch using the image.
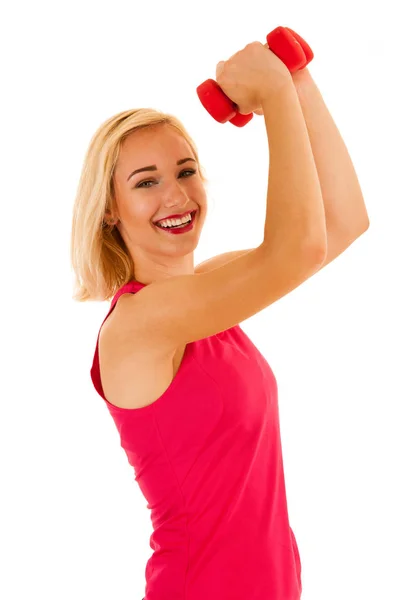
[163,184,191,211]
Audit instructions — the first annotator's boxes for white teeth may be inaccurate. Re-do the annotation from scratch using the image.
[157,213,192,228]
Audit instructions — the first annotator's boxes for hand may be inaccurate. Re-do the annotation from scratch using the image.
[251,42,273,117]
[252,66,312,116]
[215,41,293,117]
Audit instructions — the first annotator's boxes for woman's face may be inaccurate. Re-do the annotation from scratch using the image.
[111,124,208,284]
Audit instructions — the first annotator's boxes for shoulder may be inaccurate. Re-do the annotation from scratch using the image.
[99,291,175,366]
[99,293,133,344]
[98,294,177,410]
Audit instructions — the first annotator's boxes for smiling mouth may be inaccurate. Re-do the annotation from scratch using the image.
[153,210,197,230]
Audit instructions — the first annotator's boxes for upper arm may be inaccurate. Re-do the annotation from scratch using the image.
[116,241,326,353]
[194,249,255,274]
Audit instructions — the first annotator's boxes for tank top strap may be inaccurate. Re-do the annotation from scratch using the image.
[109,279,147,310]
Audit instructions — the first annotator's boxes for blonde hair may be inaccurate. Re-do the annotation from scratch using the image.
[70,108,209,303]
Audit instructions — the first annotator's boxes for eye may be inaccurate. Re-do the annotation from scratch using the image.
[136,169,197,189]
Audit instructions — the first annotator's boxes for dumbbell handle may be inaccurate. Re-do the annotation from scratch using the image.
[196,26,314,127]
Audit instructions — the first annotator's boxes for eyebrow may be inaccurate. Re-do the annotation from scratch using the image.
[127,157,196,182]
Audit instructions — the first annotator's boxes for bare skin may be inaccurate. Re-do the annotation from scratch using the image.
[106,124,208,285]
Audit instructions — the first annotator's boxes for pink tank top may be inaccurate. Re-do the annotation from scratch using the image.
[90,278,302,600]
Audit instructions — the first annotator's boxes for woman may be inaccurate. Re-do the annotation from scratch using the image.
[71,43,328,599]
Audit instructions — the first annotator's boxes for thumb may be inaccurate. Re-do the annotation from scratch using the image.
[216,60,225,78]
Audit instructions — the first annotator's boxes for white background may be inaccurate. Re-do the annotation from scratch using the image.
[1,1,399,599]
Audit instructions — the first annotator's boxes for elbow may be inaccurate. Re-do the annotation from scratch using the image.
[313,244,328,265]
[305,236,328,265]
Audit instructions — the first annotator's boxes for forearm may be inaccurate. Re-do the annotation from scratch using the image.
[261,80,327,256]
[291,68,370,236]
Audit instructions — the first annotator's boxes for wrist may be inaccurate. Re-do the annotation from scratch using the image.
[259,77,297,109]
[291,66,313,89]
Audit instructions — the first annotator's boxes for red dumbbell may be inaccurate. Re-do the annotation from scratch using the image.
[196,26,314,127]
